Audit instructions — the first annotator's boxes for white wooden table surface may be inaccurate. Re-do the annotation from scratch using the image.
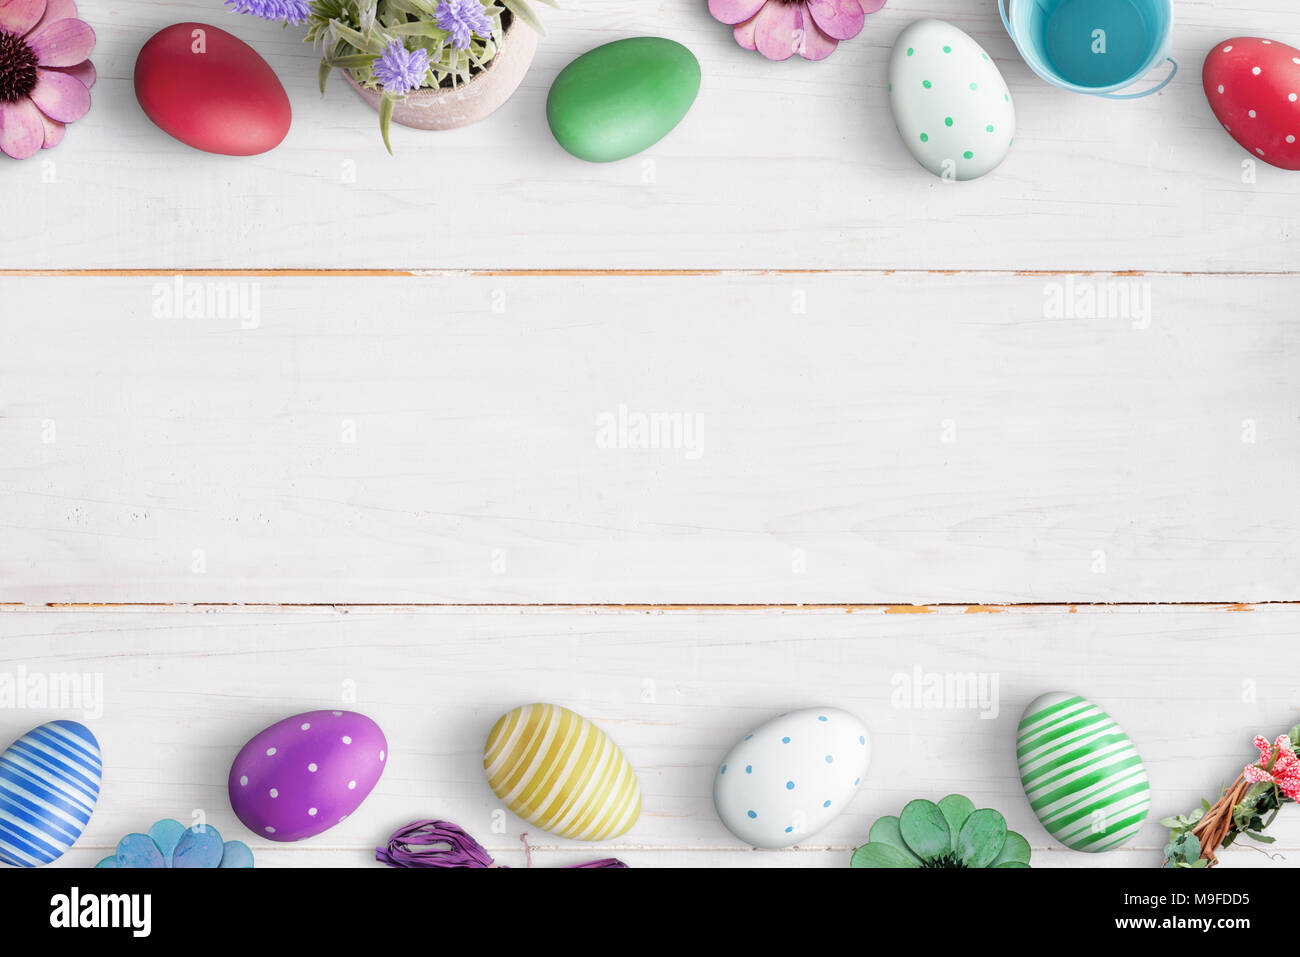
[1,0,1298,868]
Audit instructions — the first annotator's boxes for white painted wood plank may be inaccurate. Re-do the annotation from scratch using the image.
[2,0,1297,271]
[3,604,1296,868]
[48,842,1300,868]
[2,273,1295,603]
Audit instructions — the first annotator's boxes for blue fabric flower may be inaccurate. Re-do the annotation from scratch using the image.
[435,0,494,51]
[372,40,431,95]
[224,0,311,25]
[96,820,254,868]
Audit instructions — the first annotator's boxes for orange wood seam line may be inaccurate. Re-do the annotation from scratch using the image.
[0,268,1295,278]
[3,601,1296,610]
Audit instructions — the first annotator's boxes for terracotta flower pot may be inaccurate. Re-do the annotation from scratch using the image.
[342,20,538,131]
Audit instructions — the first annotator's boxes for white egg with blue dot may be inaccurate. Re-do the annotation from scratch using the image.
[713,708,870,849]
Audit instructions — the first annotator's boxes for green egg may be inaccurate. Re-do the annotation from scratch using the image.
[546,37,701,163]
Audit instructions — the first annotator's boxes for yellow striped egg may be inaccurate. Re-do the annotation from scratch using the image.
[483,703,641,841]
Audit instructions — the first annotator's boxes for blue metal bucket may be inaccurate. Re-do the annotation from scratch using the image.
[999,0,1177,99]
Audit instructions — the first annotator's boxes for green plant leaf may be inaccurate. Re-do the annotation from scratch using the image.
[1243,831,1276,844]
[330,19,387,55]
[957,808,1008,869]
[318,57,332,94]
[389,21,449,38]
[379,93,395,155]
[324,53,380,69]
[991,829,1032,866]
[993,861,1031,868]
[866,816,924,864]
[898,799,951,861]
[498,0,546,34]
[851,842,920,868]
[936,794,975,850]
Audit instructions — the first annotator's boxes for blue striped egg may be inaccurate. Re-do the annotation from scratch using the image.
[0,721,102,867]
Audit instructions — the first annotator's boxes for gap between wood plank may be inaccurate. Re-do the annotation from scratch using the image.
[1,269,1297,278]
[3,602,1296,611]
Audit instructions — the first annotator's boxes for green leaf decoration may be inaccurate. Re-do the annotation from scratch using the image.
[867,816,924,864]
[317,57,332,94]
[957,808,1008,869]
[851,842,920,868]
[991,829,1032,867]
[899,799,952,861]
[851,794,1030,868]
[936,793,975,851]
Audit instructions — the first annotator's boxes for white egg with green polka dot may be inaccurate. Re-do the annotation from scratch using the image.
[888,19,1016,181]
[713,708,870,849]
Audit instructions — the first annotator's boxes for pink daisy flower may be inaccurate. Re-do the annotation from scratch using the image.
[708,0,886,62]
[1244,734,1300,801]
[0,0,95,159]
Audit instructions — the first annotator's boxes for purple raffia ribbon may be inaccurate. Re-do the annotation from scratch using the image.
[375,820,627,869]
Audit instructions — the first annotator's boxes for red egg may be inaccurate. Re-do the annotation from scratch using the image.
[135,22,291,156]
[1203,37,1300,171]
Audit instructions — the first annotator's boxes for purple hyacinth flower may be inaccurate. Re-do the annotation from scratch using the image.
[224,0,311,25]
[372,40,430,95]
[435,0,494,51]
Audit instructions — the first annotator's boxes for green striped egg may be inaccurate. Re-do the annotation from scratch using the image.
[1016,692,1150,852]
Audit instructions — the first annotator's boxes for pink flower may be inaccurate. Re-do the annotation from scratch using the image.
[708,0,885,62]
[0,0,95,159]
[1244,734,1300,801]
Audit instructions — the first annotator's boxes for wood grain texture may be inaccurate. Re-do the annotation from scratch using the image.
[2,272,1295,603]
[4,0,1297,875]
[1,603,1295,868]
[1,0,1297,271]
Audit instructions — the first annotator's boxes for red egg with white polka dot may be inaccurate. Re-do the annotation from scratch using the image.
[228,710,387,842]
[1203,37,1300,170]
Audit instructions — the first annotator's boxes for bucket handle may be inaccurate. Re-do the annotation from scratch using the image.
[998,0,1013,36]
[1098,57,1178,99]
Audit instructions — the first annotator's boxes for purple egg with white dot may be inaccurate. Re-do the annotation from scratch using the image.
[228,710,387,842]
